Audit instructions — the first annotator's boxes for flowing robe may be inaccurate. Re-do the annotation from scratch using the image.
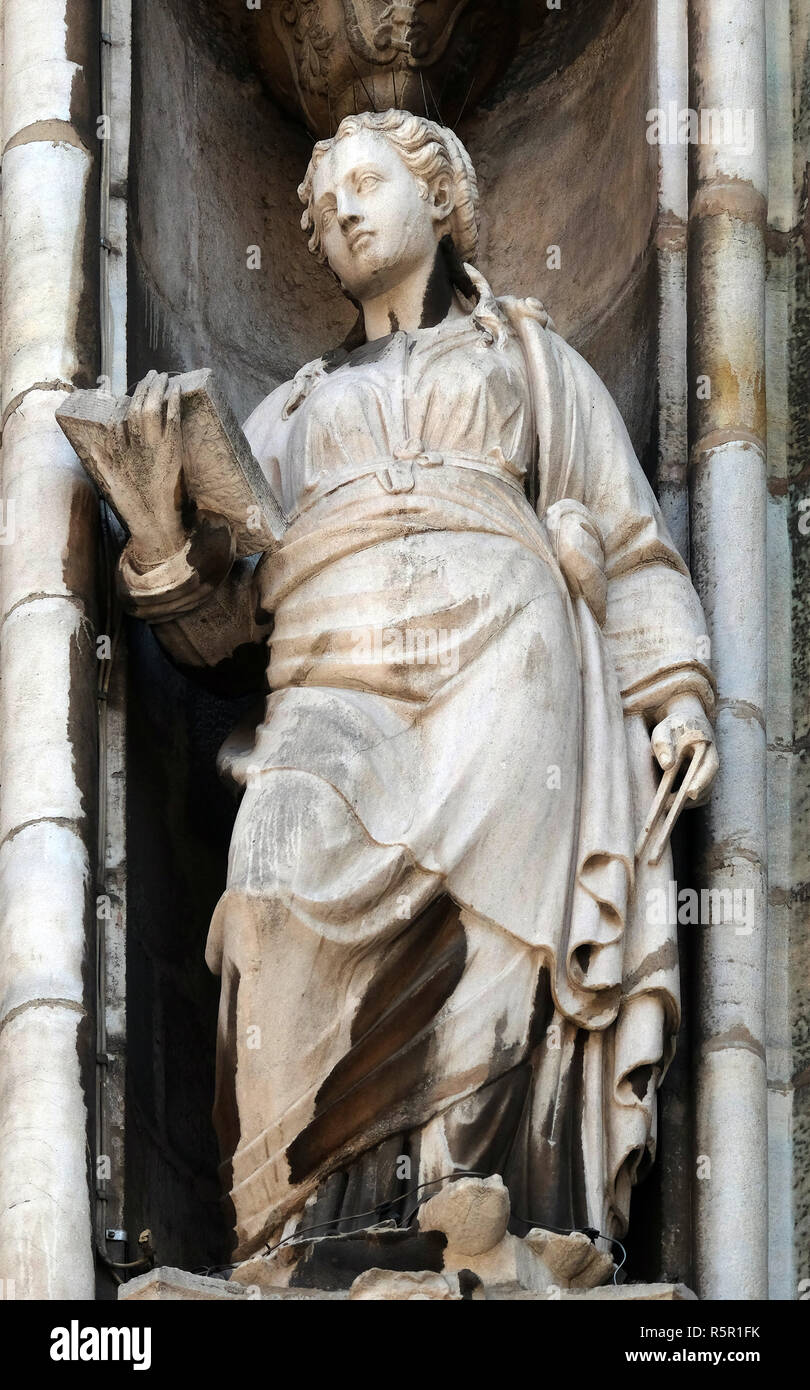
[137,282,714,1260]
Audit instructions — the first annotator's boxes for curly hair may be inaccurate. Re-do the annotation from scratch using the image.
[298,109,480,265]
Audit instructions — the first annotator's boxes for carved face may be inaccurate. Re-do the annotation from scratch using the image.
[311,129,452,301]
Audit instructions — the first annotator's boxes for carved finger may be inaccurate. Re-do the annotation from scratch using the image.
[143,370,167,419]
[651,719,680,772]
[111,415,128,456]
[140,371,167,450]
[686,741,719,801]
[126,370,156,446]
[673,717,713,762]
[165,377,182,454]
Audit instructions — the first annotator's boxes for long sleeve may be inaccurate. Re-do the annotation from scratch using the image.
[116,527,273,695]
[554,336,715,720]
[115,382,292,696]
[150,554,273,696]
[507,297,715,724]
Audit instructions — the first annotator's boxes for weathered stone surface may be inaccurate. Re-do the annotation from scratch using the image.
[210,0,522,138]
[94,106,717,1277]
[0,142,94,412]
[120,7,665,1264]
[0,0,100,1303]
[349,1269,462,1301]
[688,0,770,1302]
[228,1178,616,1297]
[525,1230,616,1290]
[418,1175,510,1256]
[4,0,805,1312]
[0,598,97,844]
[0,823,91,1023]
[120,1266,348,1300]
[0,392,97,621]
[0,1007,92,1301]
[120,1263,695,1302]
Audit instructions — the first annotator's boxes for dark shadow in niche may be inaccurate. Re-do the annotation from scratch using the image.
[481,0,633,108]
[621,815,696,1290]
[124,617,249,1273]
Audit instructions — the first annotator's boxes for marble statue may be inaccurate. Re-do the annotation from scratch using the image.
[91,111,720,1263]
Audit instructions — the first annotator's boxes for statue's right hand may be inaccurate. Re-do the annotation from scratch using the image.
[113,370,187,566]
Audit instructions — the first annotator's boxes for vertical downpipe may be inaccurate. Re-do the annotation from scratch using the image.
[95,0,131,1283]
[655,0,690,561]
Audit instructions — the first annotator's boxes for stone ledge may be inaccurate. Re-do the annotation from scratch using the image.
[119,1267,349,1301]
[119,1266,695,1303]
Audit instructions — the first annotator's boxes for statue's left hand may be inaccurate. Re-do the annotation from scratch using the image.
[650,692,719,806]
[112,370,187,567]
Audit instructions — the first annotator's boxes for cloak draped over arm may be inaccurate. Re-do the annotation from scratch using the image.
[502,297,716,1233]
[503,297,715,723]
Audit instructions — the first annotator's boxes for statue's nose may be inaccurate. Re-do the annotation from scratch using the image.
[338,207,362,234]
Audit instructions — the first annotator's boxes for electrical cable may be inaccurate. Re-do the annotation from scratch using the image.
[258,1168,627,1286]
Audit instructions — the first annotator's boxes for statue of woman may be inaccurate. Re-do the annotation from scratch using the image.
[115,110,718,1263]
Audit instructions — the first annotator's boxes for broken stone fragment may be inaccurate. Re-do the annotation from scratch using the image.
[418,1175,510,1255]
[525,1228,616,1289]
[349,1269,460,1301]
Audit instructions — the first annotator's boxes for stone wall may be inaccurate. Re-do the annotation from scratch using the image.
[469,0,658,458]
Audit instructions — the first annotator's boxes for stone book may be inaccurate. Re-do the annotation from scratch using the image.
[56,369,286,557]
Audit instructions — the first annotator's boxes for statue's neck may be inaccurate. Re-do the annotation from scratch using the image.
[361,242,466,342]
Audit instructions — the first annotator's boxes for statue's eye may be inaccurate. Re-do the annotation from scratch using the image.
[357,174,380,194]
[321,206,336,229]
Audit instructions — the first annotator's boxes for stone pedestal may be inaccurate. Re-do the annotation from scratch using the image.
[119,1177,697,1302]
[119,1266,696,1302]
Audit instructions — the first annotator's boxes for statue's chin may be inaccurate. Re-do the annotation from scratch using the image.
[336,261,397,305]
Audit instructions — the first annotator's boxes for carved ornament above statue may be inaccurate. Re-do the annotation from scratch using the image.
[217,0,523,136]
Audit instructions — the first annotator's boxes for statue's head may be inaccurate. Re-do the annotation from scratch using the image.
[298,110,479,303]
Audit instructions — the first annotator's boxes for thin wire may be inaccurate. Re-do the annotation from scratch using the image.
[348,50,376,112]
[261,1170,491,1256]
[454,74,477,130]
[508,1212,627,1286]
[260,1169,627,1285]
[424,72,443,124]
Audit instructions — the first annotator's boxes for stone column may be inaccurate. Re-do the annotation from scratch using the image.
[0,0,99,1298]
[762,0,796,1306]
[687,0,769,1300]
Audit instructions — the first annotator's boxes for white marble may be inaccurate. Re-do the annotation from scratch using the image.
[79,112,719,1271]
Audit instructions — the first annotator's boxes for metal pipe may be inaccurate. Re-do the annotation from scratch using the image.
[655,0,690,562]
[94,0,131,1281]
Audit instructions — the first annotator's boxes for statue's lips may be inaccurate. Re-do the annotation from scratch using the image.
[347,229,375,252]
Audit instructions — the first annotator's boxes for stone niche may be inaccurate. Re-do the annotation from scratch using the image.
[123,0,663,1279]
